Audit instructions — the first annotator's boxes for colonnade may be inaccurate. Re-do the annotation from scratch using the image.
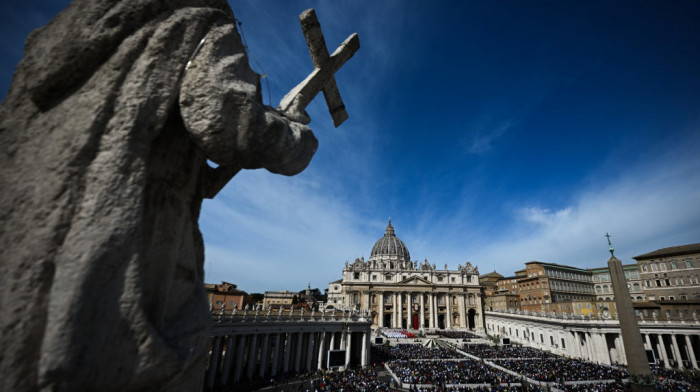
[485,310,700,370]
[204,313,371,391]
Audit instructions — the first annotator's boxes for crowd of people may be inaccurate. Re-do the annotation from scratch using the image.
[304,369,393,392]
[552,382,631,392]
[388,359,518,385]
[491,358,629,382]
[372,344,461,360]
[462,344,561,360]
[435,330,482,339]
[381,329,418,338]
[650,365,700,386]
[402,385,545,392]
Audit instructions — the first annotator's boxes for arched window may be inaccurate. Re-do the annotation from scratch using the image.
[468,295,474,305]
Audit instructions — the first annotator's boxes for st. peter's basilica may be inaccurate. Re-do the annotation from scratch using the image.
[327,220,484,332]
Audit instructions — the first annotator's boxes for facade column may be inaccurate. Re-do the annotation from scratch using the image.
[459,295,466,328]
[270,333,281,377]
[361,332,368,366]
[378,291,384,328]
[420,293,425,329]
[340,330,347,351]
[344,332,352,368]
[205,336,223,390]
[428,294,435,329]
[317,332,327,370]
[684,334,698,369]
[282,333,292,374]
[595,333,611,365]
[220,335,236,387]
[330,332,336,350]
[246,334,258,380]
[294,332,304,373]
[392,293,398,328]
[657,334,671,369]
[644,333,652,351]
[432,294,438,328]
[446,293,452,329]
[671,334,685,369]
[305,332,316,371]
[233,335,247,383]
[397,292,403,329]
[258,334,270,378]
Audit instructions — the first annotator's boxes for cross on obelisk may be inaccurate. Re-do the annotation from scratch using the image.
[278,9,360,127]
[205,9,359,198]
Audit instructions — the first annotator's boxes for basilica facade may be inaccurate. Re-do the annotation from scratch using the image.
[327,220,484,332]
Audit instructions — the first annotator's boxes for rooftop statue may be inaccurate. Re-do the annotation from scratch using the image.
[0,1,358,391]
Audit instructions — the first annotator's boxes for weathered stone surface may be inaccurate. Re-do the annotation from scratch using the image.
[0,1,317,391]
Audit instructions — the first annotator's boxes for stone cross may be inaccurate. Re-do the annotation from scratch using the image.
[278,9,360,126]
[205,9,359,198]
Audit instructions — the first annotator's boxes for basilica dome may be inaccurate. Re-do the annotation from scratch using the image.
[369,220,411,264]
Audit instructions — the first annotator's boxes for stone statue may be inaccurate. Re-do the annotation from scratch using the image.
[0,1,358,392]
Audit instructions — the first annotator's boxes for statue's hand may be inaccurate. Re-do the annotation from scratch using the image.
[178,20,318,176]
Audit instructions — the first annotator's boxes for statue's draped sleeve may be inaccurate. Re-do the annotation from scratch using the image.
[179,22,318,176]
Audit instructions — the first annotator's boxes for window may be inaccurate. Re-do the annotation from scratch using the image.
[540,334,544,343]
[372,275,377,280]
[451,277,455,282]
[561,338,566,349]
[550,336,554,345]
[353,272,360,279]
[685,260,692,268]
[642,264,648,272]
[670,261,678,270]
[466,275,472,282]
[665,279,671,286]
[353,293,359,304]
[652,263,658,271]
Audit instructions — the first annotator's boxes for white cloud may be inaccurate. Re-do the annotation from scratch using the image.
[464,119,511,154]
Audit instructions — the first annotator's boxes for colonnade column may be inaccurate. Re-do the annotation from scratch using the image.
[317,332,327,370]
[684,334,698,369]
[206,336,223,390]
[282,333,291,375]
[220,335,236,387]
[258,334,270,378]
[246,334,258,380]
[233,335,247,383]
[671,334,684,369]
[270,333,281,377]
[305,332,316,371]
[294,332,303,373]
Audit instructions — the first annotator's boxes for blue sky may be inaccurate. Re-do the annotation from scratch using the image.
[3,1,699,294]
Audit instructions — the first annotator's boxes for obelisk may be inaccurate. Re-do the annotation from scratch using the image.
[606,233,654,392]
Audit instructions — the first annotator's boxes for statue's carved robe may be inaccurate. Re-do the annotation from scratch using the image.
[0,1,317,391]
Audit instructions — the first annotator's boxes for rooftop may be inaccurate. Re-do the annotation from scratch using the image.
[633,243,700,260]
